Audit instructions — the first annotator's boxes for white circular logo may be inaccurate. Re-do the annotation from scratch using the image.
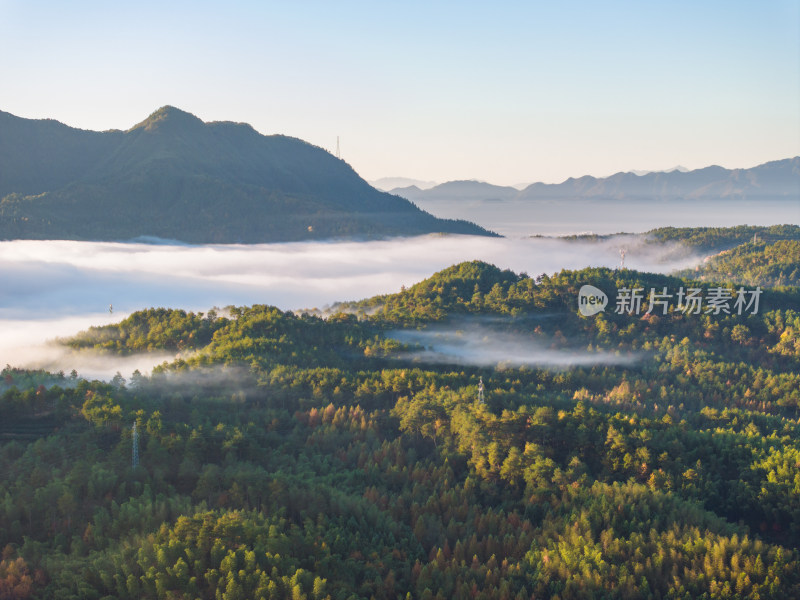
[578,285,608,316]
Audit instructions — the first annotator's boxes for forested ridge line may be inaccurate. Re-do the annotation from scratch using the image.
[1,259,799,598]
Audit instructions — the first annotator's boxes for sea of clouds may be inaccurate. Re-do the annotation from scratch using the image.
[0,234,700,379]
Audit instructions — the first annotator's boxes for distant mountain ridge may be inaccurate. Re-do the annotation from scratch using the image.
[392,158,800,203]
[369,177,438,191]
[0,107,494,243]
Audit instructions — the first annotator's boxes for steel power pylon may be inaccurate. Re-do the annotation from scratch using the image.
[132,422,139,470]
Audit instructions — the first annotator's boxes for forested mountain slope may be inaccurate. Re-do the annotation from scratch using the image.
[0,107,493,242]
[2,257,800,598]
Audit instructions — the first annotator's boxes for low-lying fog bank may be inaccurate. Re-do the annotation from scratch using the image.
[0,234,699,379]
[389,320,638,370]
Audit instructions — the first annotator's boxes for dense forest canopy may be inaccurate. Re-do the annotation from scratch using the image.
[559,225,800,288]
[645,224,800,251]
[2,225,800,598]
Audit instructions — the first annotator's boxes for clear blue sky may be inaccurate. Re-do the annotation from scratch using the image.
[1,0,798,184]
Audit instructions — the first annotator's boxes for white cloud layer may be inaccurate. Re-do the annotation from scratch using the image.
[389,322,638,369]
[0,234,698,379]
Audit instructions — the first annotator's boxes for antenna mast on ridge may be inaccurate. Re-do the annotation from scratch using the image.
[132,422,139,470]
[336,136,340,159]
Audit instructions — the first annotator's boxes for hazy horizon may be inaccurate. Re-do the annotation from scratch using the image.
[374,158,794,190]
[415,197,800,237]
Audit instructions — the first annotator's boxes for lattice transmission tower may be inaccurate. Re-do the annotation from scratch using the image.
[132,422,139,470]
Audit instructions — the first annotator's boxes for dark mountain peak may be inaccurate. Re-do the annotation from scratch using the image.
[692,164,725,174]
[751,156,799,171]
[397,179,520,203]
[445,179,486,185]
[0,107,494,242]
[565,175,598,184]
[392,185,422,194]
[129,105,204,133]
